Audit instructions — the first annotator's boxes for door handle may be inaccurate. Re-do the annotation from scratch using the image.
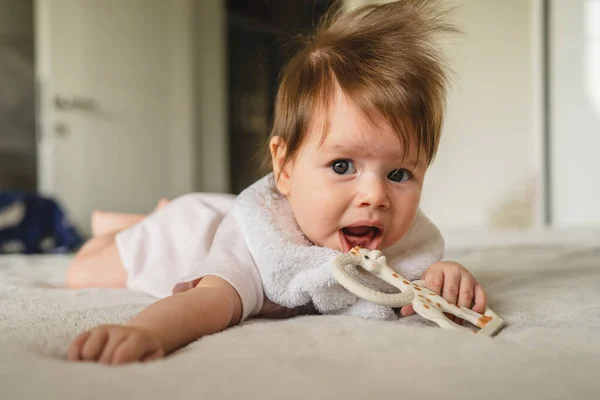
[54,93,97,111]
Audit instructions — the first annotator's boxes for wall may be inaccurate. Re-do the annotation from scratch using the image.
[346,0,544,233]
[549,0,600,227]
[31,0,545,234]
[193,0,229,193]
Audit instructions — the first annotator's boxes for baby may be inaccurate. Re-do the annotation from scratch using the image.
[66,0,486,365]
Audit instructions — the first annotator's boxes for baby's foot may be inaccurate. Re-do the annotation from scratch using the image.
[90,198,170,236]
[156,198,170,210]
[91,210,146,237]
[91,210,112,237]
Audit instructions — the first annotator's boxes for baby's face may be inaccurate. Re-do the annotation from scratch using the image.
[273,91,427,252]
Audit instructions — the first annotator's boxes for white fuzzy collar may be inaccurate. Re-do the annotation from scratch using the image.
[231,174,444,320]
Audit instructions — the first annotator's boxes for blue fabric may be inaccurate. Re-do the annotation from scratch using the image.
[0,191,83,254]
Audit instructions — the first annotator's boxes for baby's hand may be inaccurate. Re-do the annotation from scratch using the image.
[68,325,165,365]
[400,261,487,317]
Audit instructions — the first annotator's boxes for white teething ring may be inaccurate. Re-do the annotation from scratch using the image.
[331,253,415,307]
[332,246,506,336]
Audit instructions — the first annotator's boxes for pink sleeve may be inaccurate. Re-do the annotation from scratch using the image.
[197,213,264,321]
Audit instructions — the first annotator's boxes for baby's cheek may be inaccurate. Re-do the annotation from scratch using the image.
[297,206,337,247]
[303,210,333,239]
[385,211,417,248]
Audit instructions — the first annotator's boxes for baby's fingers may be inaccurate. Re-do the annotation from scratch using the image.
[472,284,487,313]
[111,334,163,364]
[400,304,415,317]
[68,331,91,361]
[79,329,109,361]
[423,269,444,295]
[98,330,129,364]
[458,275,476,308]
[110,336,146,365]
[439,269,461,324]
[441,271,460,306]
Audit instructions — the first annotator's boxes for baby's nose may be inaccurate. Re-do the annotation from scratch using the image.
[358,178,390,209]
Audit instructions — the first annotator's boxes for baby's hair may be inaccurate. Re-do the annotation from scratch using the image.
[264,0,458,171]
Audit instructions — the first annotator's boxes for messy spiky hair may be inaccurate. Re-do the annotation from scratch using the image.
[264,0,457,171]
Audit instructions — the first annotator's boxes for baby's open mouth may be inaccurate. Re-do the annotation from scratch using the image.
[339,226,383,252]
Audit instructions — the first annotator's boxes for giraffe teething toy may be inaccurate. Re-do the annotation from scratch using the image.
[332,246,505,336]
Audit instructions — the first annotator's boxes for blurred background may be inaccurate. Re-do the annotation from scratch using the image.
[0,0,598,252]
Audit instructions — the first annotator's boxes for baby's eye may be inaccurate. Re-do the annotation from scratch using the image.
[331,160,356,175]
[387,168,411,182]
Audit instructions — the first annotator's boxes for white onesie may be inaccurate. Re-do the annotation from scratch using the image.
[116,174,444,322]
[116,193,267,321]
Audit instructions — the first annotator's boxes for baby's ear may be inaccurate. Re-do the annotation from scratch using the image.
[270,136,292,195]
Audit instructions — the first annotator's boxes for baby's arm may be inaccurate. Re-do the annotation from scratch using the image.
[68,275,242,364]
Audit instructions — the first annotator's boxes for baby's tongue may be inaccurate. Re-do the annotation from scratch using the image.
[340,226,376,251]
[344,226,373,236]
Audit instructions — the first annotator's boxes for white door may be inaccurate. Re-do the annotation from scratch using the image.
[34,0,196,236]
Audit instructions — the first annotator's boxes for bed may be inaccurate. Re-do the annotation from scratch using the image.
[1,228,599,399]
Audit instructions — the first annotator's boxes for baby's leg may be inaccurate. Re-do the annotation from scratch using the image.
[66,232,127,288]
[68,199,170,289]
[91,198,170,236]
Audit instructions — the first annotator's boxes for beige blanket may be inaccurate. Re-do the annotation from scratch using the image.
[1,230,600,399]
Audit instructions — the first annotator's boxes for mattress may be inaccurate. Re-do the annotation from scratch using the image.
[1,229,599,399]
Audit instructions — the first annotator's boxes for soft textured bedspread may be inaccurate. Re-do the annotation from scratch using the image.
[1,231,599,399]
